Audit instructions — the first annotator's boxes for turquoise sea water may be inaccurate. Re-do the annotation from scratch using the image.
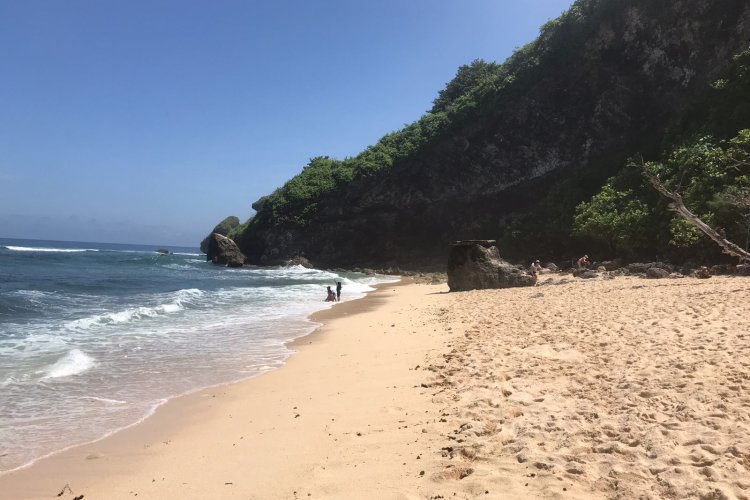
[0,238,396,472]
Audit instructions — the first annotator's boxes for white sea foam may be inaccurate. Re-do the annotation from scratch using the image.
[174,288,204,303]
[163,263,195,271]
[3,246,98,253]
[84,396,126,404]
[66,288,204,330]
[9,290,53,298]
[0,333,70,358]
[0,264,398,473]
[68,306,175,329]
[42,349,95,378]
[251,265,341,281]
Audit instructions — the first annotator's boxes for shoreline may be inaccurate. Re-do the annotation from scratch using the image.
[0,277,397,477]
[2,274,749,499]
[0,278,432,499]
[0,245,400,478]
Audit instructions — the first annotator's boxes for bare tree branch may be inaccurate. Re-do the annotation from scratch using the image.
[645,173,750,262]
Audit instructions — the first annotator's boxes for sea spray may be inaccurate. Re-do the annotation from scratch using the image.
[41,349,96,379]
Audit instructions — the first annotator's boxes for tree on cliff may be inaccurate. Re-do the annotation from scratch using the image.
[643,130,750,261]
[573,183,653,256]
[573,48,750,262]
[645,171,750,262]
[430,59,499,113]
[574,130,750,261]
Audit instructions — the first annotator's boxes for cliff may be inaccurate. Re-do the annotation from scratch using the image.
[222,0,750,269]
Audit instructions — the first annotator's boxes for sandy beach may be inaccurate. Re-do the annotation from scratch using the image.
[2,274,750,499]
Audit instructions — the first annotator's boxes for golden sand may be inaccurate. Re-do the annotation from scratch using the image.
[1,275,749,499]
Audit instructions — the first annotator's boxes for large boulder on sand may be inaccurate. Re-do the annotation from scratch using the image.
[646,267,670,279]
[693,266,711,279]
[626,262,652,274]
[573,268,598,279]
[601,259,624,271]
[206,233,245,267]
[447,240,536,292]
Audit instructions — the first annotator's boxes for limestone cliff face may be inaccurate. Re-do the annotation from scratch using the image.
[232,0,750,269]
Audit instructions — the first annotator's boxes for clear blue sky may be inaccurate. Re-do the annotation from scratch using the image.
[0,0,573,247]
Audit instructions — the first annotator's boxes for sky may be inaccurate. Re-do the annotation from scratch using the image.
[0,0,574,247]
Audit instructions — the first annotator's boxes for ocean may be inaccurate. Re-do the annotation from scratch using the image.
[0,238,397,473]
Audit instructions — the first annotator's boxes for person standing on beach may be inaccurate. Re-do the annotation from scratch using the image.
[325,286,336,302]
[336,281,342,301]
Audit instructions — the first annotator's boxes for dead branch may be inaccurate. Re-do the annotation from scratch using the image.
[646,173,750,262]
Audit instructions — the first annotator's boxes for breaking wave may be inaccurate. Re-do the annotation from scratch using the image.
[3,246,98,253]
[41,349,95,379]
[67,289,204,330]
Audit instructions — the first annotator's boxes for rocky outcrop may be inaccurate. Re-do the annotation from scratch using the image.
[601,259,624,271]
[447,240,536,291]
[287,256,313,268]
[206,233,245,267]
[646,267,670,279]
[200,216,240,254]
[573,268,598,279]
[626,262,676,275]
[693,267,711,279]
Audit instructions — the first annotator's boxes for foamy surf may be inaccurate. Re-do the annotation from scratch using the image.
[3,246,97,253]
[84,396,127,404]
[67,306,181,329]
[66,288,204,330]
[41,349,95,379]
[0,237,398,474]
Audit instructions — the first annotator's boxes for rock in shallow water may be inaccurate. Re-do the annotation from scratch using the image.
[206,233,245,267]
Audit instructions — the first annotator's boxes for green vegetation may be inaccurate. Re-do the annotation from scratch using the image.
[430,59,500,113]
[243,110,453,228]
[572,130,750,260]
[215,216,240,233]
[572,48,750,261]
[501,46,750,262]
[237,0,610,230]
[573,184,654,256]
[226,0,749,266]
[668,49,750,142]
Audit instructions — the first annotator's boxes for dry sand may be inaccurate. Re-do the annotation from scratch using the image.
[1,275,749,499]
